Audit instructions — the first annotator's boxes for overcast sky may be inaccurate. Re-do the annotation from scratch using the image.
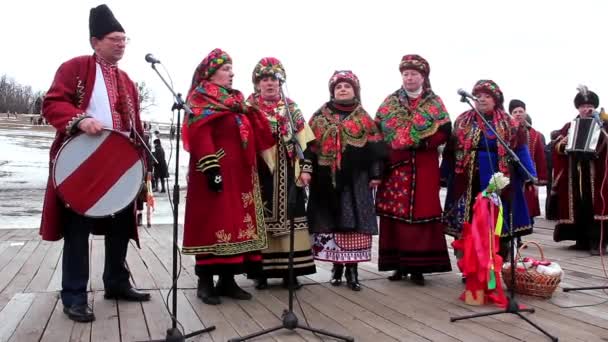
[1,0,606,138]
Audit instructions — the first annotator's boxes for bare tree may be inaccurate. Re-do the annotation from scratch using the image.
[0,74,38,114]
[137,81,156,114]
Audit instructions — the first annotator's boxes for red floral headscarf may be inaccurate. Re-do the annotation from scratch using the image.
[472,79,504,110]
[188,48,232,95]
[328,70,361,100]
[399,54,432,90]
[251,57,286,87]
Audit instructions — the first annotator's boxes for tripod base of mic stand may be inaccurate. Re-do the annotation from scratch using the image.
[227,310,354,342]
[141,326,216,342]
[563,286,608,292]
[450,296,557,341]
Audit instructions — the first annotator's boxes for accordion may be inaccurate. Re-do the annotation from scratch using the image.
[565,117,601,154]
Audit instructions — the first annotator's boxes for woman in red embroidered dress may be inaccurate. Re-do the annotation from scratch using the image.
[183,49,275,305]
[307,70,386,291]
[375,55,452,286]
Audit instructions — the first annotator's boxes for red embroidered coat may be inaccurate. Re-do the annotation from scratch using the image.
[181,85,275,256]
[40,55,143,242]
[524,127,548,217]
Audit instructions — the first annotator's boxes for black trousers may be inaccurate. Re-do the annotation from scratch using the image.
[61,207,133,307]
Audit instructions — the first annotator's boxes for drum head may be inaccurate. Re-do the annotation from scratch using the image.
[53,129,144,217]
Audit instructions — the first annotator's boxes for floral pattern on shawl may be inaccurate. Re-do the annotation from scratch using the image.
[308,103,383,181]
[454,109,518,176]
[375,88,450,150]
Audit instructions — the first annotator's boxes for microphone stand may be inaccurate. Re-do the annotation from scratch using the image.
[228,83,353,342]
[140,61,215,342]
[449,96,558,342]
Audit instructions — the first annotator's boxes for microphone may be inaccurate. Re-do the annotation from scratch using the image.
[457,88,478,101]
[145,53,161,64]
[274,72,285,82]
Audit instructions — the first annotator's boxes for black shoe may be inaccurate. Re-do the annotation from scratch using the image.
[254,277,269,290]
[568,242,590,251]
[330,263,344,286]
[388,270,404,281]
[345,264,361,291]
[197,276,220,305]
[216,275,252,300]
[104,287,151,302]
[282,276,303,290]
[63,304,95,323]
[410,273,425,286]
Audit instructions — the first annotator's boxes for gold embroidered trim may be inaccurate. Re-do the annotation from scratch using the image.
[76,78,85,107]
[182,167,268,255]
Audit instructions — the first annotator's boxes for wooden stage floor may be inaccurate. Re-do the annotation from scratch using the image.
[1,219,607,341]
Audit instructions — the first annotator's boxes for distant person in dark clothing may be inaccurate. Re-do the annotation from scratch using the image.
[153,139,169,192]
[169,124,176,140]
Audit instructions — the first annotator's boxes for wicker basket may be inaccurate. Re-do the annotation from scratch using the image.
[502,241,561,298]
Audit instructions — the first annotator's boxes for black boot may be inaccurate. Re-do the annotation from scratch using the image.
[388,269,404,281]
[216,275,252,300]
[410,272,425,286]
[254,277,268,290]
[330,263,344,286]
[345,264,361,291]
[197,275,220,305]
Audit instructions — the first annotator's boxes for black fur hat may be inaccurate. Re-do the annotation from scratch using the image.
[89,4,124,39]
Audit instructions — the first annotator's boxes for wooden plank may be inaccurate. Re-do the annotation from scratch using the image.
[320,282,460,342]
[159,289,213,342]
[271,288,364,341]
[304,284,428,342]
[236,292,307,342]
[140,290,173,340]
[0,241,25,270]
[146,225,198,287]
[0,292,36,342]
[46,250,63,292]
[40,297,76,342]
[8,292,57,342]
[26,241,63,292]
[125,241,156,290]
[90,239,104,291]
[183,289,242,342]
[135,244,173,289]
[0,240,49,311]
[91,291,120,342]
[4,240,50,291]
[0,241,39,310]
[424,277,594,342]
[141,229,197,289]
[0,242,10,256]
[365,278,538,341]
[247,289,320,342]
[215,296,276,341]
[117,301,149,341]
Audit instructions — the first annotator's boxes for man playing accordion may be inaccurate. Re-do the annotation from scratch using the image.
[551,86,608,255]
